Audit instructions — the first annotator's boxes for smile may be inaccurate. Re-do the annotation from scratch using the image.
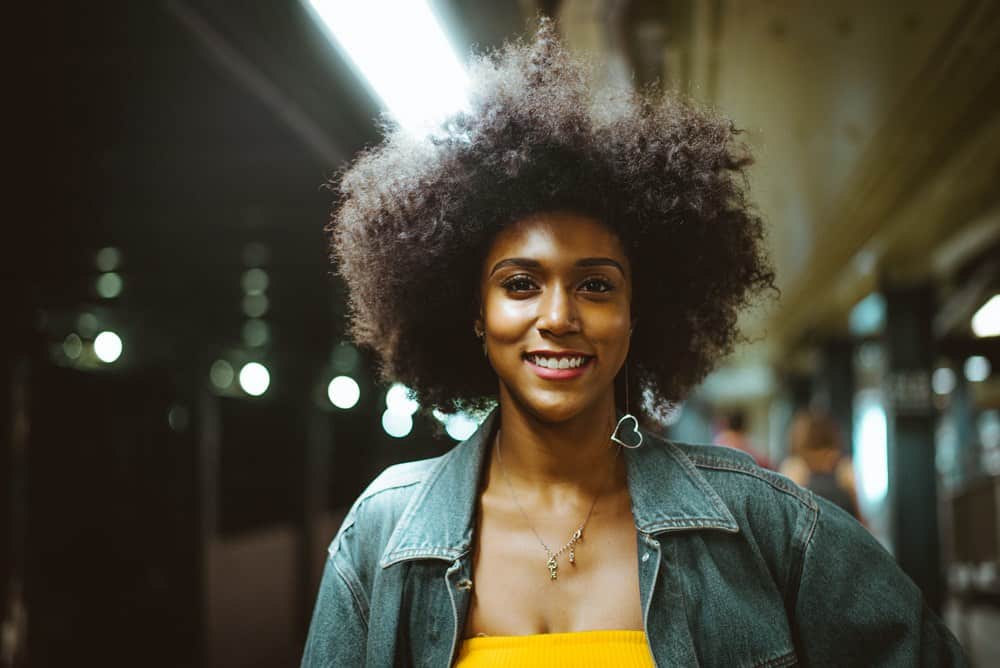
[523,353,595,379]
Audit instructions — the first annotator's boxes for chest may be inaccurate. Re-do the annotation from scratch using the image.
[463,499,643,637]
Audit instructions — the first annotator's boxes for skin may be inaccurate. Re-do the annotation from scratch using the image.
[465,212,644,637]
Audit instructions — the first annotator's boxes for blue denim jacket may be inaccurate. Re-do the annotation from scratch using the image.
[302,409,967,667]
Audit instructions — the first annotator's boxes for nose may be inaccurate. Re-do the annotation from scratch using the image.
[536,283,581,336]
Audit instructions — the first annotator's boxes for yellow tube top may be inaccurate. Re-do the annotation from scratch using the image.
[454,629,654,667]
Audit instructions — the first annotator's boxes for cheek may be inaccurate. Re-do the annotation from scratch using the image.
[483,298,533,342]
[595,319,632,360]
[587,302,631,336]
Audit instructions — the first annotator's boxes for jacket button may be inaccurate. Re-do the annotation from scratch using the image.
[456,578,473,591]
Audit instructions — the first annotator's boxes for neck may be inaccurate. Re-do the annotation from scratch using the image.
[493,389,627,498]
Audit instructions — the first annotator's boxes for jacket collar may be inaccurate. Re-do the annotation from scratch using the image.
[380,407,738,568]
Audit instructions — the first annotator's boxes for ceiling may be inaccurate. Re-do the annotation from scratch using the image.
[555,0,1000,371]
[30,0,999,396]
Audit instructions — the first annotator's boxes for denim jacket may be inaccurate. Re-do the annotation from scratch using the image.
[301,409,967,667]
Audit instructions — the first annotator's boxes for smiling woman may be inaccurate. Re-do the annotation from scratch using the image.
[302,18,967,668]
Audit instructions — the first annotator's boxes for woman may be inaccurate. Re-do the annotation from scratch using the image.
[781,410,863,522]
[302,21,965,667]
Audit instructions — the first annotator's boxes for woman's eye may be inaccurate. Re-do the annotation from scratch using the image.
[580,278,613,293]
[501,276,538,292]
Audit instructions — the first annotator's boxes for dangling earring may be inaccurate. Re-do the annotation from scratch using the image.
[610,360,643,449]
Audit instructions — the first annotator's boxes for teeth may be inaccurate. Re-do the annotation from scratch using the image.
[529,355,588,369]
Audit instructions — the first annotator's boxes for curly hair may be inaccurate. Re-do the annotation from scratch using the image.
[327,19,777,423]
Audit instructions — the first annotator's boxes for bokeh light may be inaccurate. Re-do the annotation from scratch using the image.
[62,333,83,359]
[931,367,956,395]
[241,268,269,295]
[435,411,478,441]
[964,356,991,383]
[239,362,270,396]
[96,272,124,299]
[77,312,99,338]
[94,331,123,363]
[327,375,361,409]
[242,293,269,318]
[95,246,121,272]
[210,360,235,389]
[168,405,190,432]
[331,342,360,372]
[382,408,413,438]
[242,319,270,347]
[385,383,419,415]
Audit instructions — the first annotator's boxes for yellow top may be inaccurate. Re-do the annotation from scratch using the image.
[453,630,655,667]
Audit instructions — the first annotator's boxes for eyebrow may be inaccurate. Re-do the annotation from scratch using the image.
[489,257,626,276]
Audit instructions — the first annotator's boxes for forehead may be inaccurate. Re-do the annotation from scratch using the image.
[485,212,627,265]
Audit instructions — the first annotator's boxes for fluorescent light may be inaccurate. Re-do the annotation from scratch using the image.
[972,294,1000,338]
[305,0,468,134]
[854,397,888,505]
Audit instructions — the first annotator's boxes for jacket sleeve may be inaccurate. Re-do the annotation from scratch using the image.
[300,521,369,667]
[790,495,968,667]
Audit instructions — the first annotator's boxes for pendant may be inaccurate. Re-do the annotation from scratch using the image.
[547,555,558,580]
[568,547,575,564]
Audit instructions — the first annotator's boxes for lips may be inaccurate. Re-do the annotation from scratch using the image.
[523,351,595,379]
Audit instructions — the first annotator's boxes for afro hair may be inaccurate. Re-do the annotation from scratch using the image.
[327,19,776,424]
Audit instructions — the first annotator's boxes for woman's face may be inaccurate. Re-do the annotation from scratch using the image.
[477,212,633,423]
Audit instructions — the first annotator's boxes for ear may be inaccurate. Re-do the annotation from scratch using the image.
[473,317,485,338]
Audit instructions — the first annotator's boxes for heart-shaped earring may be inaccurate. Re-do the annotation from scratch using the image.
[611,414,643,449]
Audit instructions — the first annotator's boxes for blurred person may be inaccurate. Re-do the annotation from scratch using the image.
[713,409,774,469]
[301,20,965,667]
[780,410,863,522]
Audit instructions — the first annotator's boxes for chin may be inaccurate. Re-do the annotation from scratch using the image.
[515,390,601,425]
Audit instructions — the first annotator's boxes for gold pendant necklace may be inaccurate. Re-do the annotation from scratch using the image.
[494,428,622,580]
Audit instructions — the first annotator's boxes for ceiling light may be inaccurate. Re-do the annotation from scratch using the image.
[972,294,1000,338]
[306,0,468,134]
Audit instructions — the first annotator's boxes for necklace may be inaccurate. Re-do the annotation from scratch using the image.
[494,427,622,581]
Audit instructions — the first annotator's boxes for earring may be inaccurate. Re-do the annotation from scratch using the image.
[473,323,487,358]
[610,362,643,448]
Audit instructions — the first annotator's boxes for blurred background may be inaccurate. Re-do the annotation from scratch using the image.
[4,0,1000,666]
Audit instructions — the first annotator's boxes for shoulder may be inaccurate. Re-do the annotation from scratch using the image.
[330,455,442,556]
[671,439,814,509]
[325,453,447,591]
[665,438,821,558]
